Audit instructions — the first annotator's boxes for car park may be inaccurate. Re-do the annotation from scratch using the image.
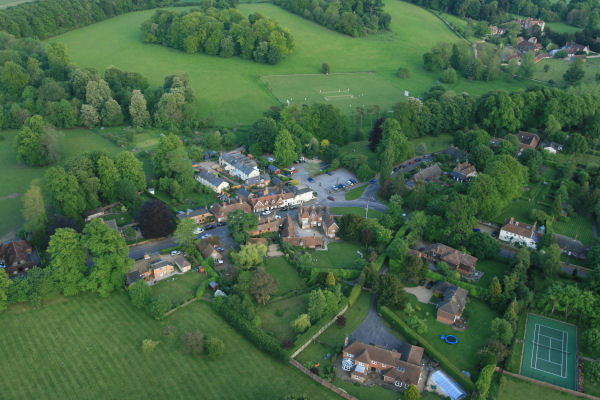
[327,195,335,201]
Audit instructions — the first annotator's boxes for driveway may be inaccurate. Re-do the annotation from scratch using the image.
[349,294,403,350]
[129,237,177,259]
[405,286,434,304]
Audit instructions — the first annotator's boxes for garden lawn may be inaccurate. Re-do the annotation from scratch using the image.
[398,294,498,376]
[0,129,122,239]
[296,291,371,370]
[410,134,454,154]
[476,259,511,288]
[49,2,527,126]
[258,294,307,343]
[152,271,209,304]
[0,293,338,400]
[552,213,596,245]
[345,184,367,200]
[311,242,364,269]
[264,256,307,295]
[330,206,384,219]
[534,58,600,87]
[545,21,581,33]
[497,374,577,400]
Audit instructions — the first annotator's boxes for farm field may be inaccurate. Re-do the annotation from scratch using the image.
[49,2,528,126]
[0,293,339,400]
[0,129,122,239]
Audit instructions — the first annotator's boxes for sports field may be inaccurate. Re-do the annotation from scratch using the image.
[49,2,528,126]
[262,72,404,114]
[521,313,578,390]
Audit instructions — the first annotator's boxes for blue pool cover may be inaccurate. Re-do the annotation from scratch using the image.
[431,370,466,400]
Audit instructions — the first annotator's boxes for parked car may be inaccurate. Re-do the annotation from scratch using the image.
[275,215,282,219]
[216,247,225,252]
[193,227,204,235]
[205,224,216,230]
[369,179,377,184]
[217,222,226,227]
[349,179,357,184]
[419,279,426,286]
[337,184,344,189]
[327,196,335,201]
[473,228,481,232]
[307,177,314,183]
[262,210,272,215]
[492,231,498,237]
[425,281,435,289]
[290,167,297,174]
[217,259,224,264]
[326,171,333,176]
[200,234,211,239]
[170,250,181,256]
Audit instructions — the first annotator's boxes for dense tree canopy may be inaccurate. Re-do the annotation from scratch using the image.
[141,8,295,64]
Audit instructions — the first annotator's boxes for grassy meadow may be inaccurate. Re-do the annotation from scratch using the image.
[535,58,600,87]
[545,21,581,34]
[0,293,339,400]
[49,2,528,126]
[497,374,578,400]
[0,128,123,239]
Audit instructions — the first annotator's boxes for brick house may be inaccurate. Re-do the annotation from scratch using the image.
[249,191,294,213]
[434,282,468,326]
[202,244,223,262]
[250,216,284,236]
[280,214,324,248]
[0,240,38,276]
[210,201,252,222]
[177,208,213,225]
[499,217,538,249]
[517,131,540,151]
[298,205,338,238]
[128,253,189,284]
[425,243,478,276]
[342,340,424,387]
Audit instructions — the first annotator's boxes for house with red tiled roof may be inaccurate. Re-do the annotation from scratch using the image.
[210,200,252,222]
[248,191,294,213]
[298,205,338,239]
[341,339,424,388]
[0,240,38,276]
[425,243,478,276]
[517,131,540,151]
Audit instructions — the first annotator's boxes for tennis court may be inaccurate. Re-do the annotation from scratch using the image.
[520,313,577,390]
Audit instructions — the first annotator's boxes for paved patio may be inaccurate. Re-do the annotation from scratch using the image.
[404,286,434,304]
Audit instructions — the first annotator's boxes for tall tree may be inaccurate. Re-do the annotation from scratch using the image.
[137,200,175,238]
[82,218,132,297]
[44,166,86,220]
[228,210,259,244]
[250,267,278,304]
[519,51,536,78]
[97,155,121,203]
[47,228,87,296]
[274,128,297,167]
[564,58,586,85]
[129,89,150,128]
[542,243,562,279]
[174,218,197,255]
[115,152,146,191]
[22,183,47,236]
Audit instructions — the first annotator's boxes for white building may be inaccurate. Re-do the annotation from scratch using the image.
[499,217,538,249]
[284,187,314,207]
[195,169,230,193]
[219,151,259,181]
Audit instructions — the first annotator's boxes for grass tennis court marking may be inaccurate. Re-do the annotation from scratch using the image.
[521,313,577,390]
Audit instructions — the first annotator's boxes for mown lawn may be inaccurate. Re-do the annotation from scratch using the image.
[339,140,378,170]
[152,270,208,304]
[345,184,367,200]
[0,293,338,400]
[264,256,308,295]
[49,2,527,126]
[534,58,600,87]
[311,242,364,269]
[409,133,454,154]
[330,206,385,219]
[476,259,511,288]
[0,129,122,239]
[552,213,596,245]
[396,294,498,376]
[497,374,577,400]
[258,294,307,343]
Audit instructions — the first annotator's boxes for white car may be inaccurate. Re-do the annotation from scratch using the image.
[262,210,272,215]
[275,215,282,219]
[193,227,205,235]
[170,250,181,256]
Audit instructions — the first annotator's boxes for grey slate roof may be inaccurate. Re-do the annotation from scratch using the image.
[196,169,227,188]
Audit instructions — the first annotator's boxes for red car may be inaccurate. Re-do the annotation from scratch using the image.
[327,196,335,201]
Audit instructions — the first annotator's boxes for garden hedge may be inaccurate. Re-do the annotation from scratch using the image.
[379,305,476,392]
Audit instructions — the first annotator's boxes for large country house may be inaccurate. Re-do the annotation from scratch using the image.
[425,243,478,276]
[499,217,538,249]
[298,205,338,239]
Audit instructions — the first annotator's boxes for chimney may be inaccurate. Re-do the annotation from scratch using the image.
[344,336,349,347]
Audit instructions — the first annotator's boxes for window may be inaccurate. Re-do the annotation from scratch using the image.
[371,360,377,365]
[346,353,353,358]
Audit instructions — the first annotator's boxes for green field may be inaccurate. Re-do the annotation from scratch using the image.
[476,259,511,288]
[330,206,385,219]
[410,133,454,154]
[264,256,308,295]
[546,21,581,34]
[262,72,405,115]
[0,129,122,239]
[49,2,527,126]
[311,242,364,269]
[0,0,37,8]
[398,294,498,376]
[497,374,578,400]
[259,293,307,342]
[535,58,600,87]
[0,293,338,400]
[521,313,578,390]
[345,184,367,200]
[152,271,208,304]
[552,214,596,245]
